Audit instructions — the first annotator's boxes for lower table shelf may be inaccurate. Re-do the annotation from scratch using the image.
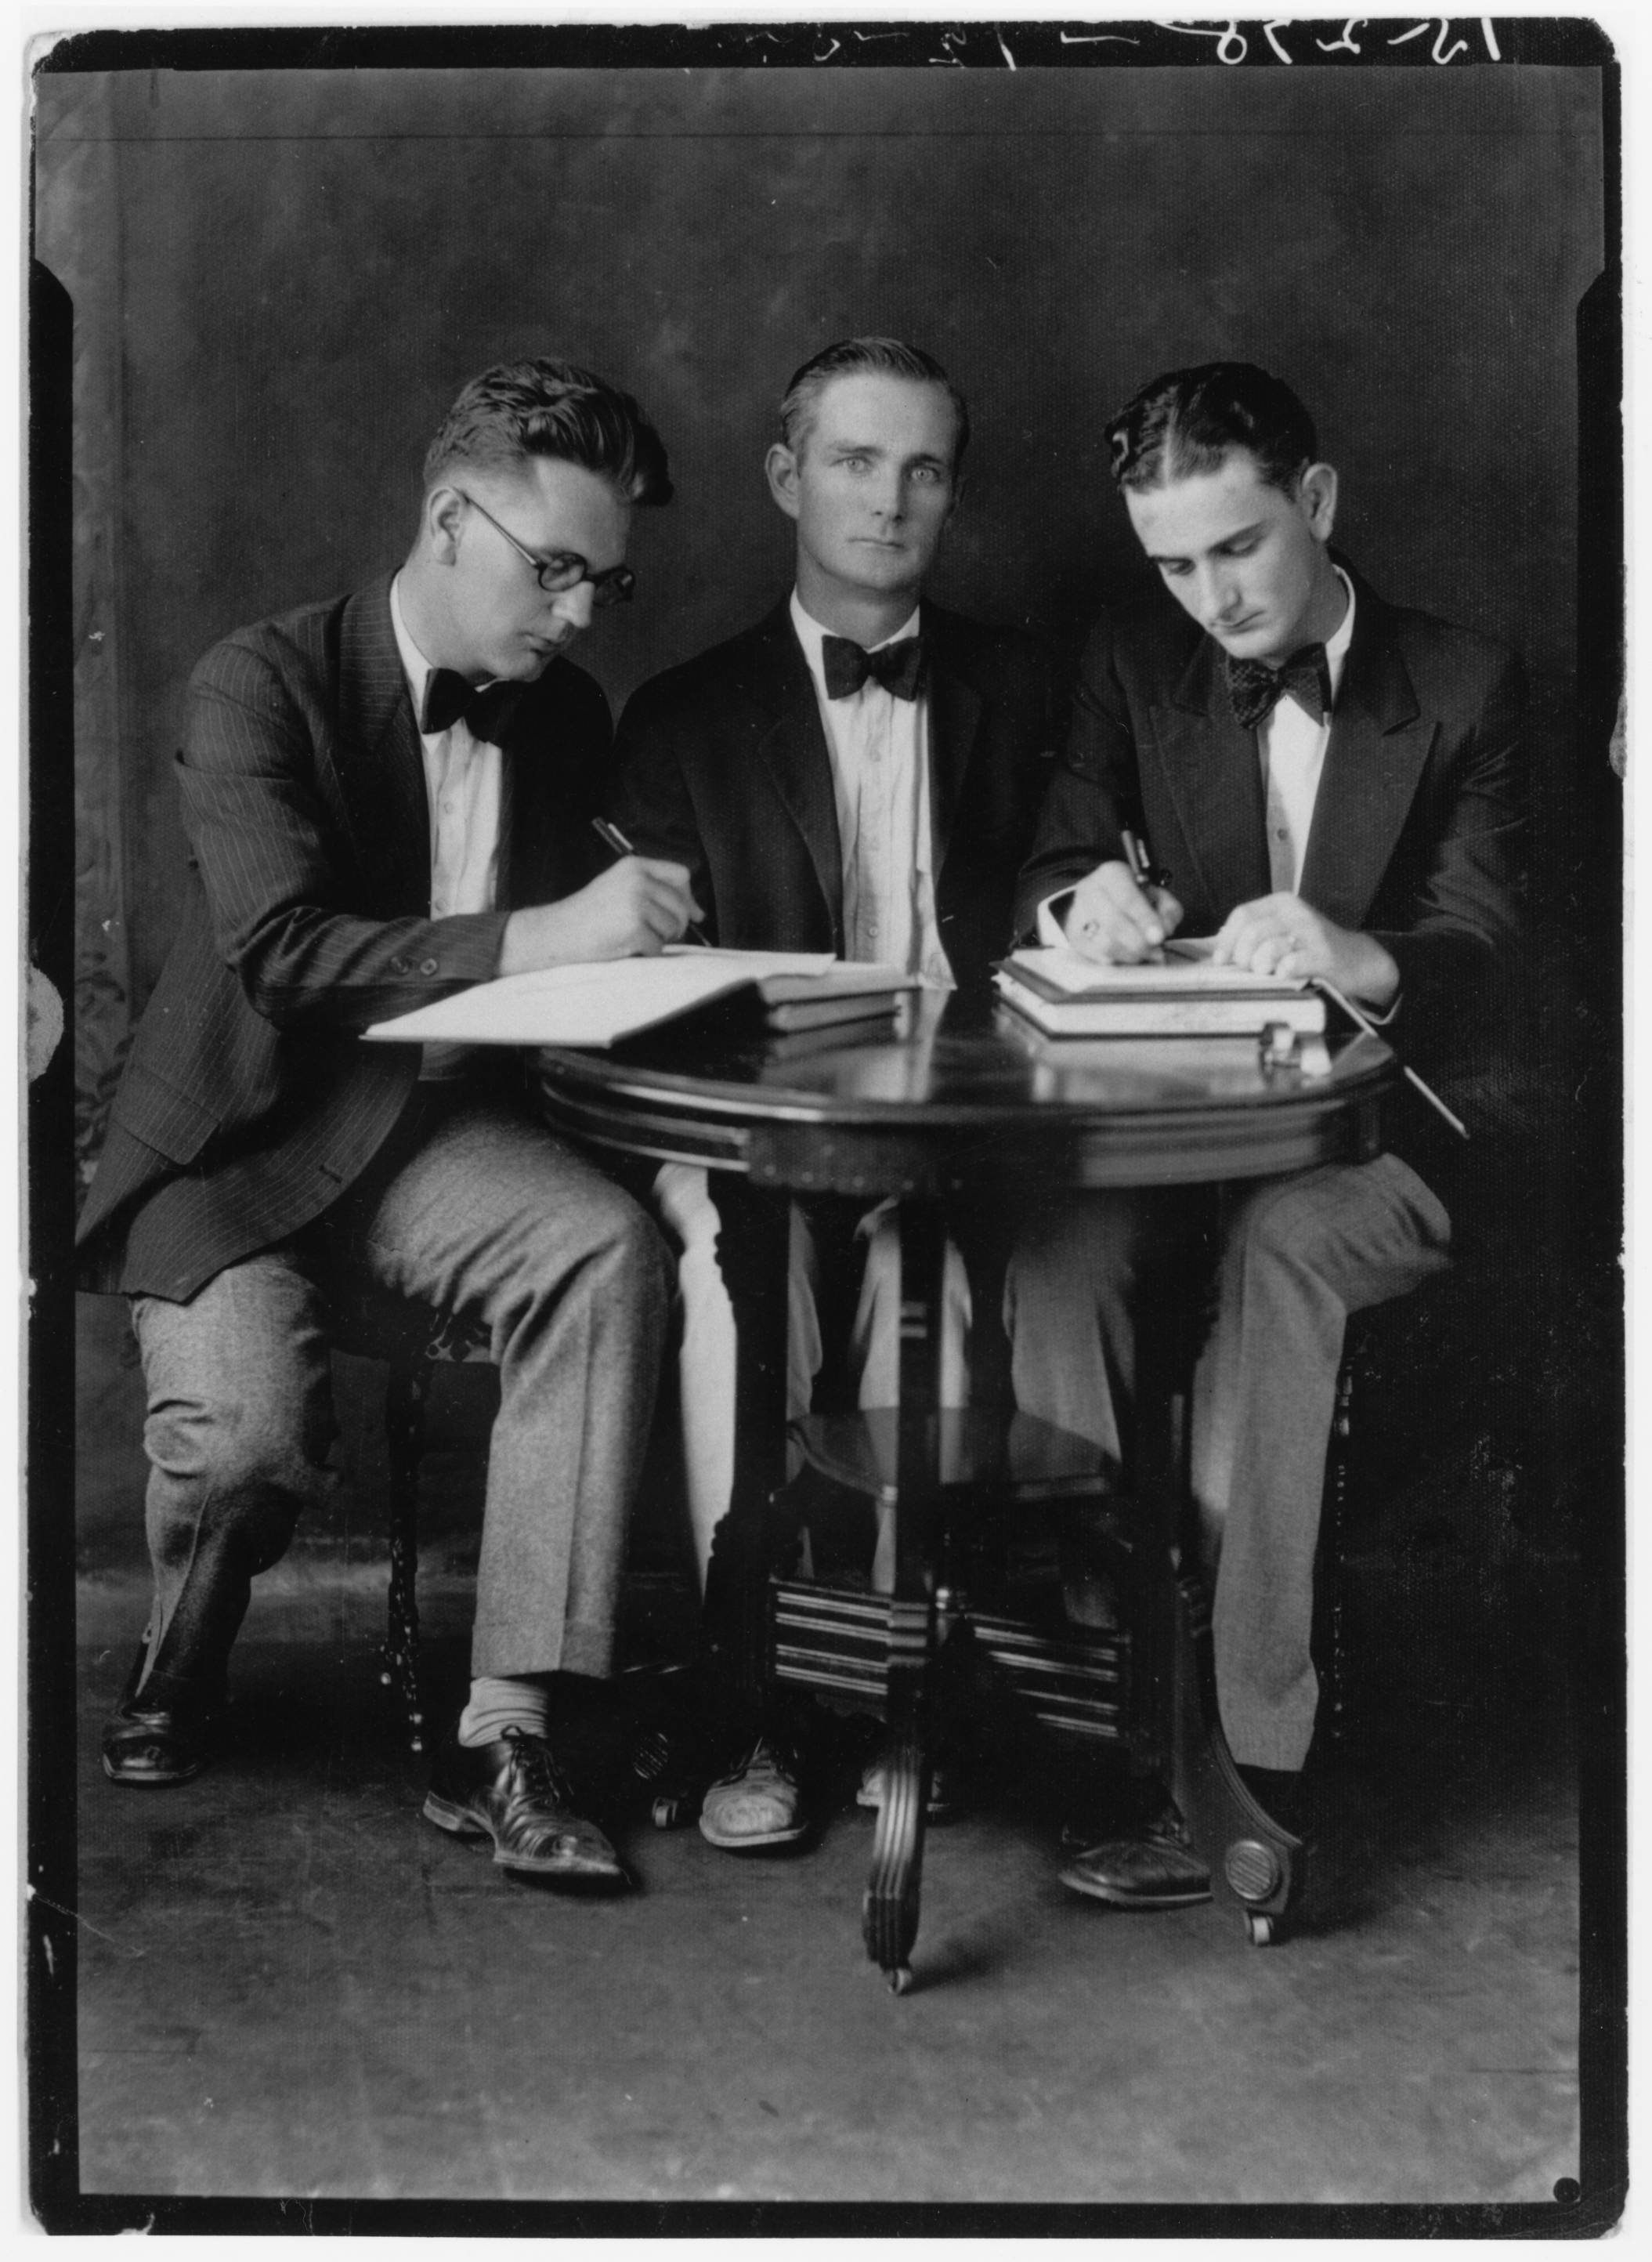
[768,1576,1133,1746]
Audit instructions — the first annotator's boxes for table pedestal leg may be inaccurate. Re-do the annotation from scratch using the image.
[701,1174,793,1716]
[1136,1255,1305,1942]
[862,1200,947,1994]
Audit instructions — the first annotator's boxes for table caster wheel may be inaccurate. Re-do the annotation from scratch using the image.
[887,1964,914,1996]
[1245,1912,1276,1947]
[652,1792,697,1830]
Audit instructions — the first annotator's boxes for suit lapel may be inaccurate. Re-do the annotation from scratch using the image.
[1298,587,1435,928]
[335,577,431,914]
[1148,635,1271,916]
[743,604,844,935]
[923,603,982,872]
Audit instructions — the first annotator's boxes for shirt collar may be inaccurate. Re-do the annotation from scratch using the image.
[790,588,922,691]
[1324,565,1357,701]
[391,575,504,736]
[389,574,436,724]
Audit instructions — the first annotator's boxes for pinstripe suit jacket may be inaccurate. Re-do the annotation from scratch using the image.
[75,574,610,1301]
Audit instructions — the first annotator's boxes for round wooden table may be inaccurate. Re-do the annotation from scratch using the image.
[533,994,1397,1982]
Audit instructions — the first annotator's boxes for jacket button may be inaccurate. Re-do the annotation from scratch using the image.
[389,956,408,974]
[419,957,439,976]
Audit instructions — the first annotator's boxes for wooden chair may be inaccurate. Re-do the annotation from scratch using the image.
[326,1284,493,1753]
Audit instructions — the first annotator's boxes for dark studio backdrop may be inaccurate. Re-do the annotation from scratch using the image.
[27,34,1624,2228]
[37,34,1618,1742]
[37,60,1604,1032]
[41,44,1619,1549]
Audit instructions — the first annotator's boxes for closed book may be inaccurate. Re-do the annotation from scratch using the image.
[763,990,908,1032]
[761,1012,900,1061]
[993,961,1326,1039]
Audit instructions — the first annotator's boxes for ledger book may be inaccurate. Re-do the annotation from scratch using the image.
[363,947,916,1051]
[993,943,1328,1038]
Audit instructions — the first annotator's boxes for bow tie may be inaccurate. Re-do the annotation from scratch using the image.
[418,668,524,742]
[1224,643,1333,733]
[821,633,925,703]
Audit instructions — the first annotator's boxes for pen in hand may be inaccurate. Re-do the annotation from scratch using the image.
[1119,827,1171,894]
[1119,827,1172,960]
[589,816,711,948]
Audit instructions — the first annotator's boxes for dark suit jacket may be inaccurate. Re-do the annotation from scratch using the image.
[76,574,610,1301]
[1015,566,1528,1181]
[607,599,1063,997]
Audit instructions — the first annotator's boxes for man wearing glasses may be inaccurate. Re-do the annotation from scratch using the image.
[76,358,700,1890]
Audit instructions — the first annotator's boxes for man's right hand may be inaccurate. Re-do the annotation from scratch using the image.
[498,856,703,975]
[1062,861,1184,965]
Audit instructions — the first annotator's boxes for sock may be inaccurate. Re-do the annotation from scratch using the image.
[458,1675,551,1749]
[1236,1763,1301,1827]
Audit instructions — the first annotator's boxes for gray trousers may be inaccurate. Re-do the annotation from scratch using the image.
[1003,1155,1451,1771]
[129,1091,671,1688]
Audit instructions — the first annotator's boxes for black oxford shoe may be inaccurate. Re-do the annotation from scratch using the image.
[101,1649,223,1788]
[1059,1811,1213,1911]
[423,1725,628,1886]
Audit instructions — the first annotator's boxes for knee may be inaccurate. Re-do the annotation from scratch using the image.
[1226,1178,1348,1289]
[584,1190,674,1325]
[1004,1196,1145,1324]
[145,1392,325,1536]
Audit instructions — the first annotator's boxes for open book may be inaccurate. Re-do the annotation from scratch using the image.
[363,947,916,1051]
[994,943,1327,1037]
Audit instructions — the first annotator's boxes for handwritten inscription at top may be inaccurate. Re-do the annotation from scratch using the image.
[1160,20,1504,66]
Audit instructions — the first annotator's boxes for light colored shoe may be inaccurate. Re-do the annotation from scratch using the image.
[856,1754,961,1824]
[699,1737,809,1849]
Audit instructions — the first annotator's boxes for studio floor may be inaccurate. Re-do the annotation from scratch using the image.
[66,1297,1582,2212]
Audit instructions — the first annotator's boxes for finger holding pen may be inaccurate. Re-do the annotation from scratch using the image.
[1063,855,1184,965]
[590,816,711,946]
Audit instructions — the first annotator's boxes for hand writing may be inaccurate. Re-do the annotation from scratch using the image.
[499,856,704,974]
[1063,861,1185,965]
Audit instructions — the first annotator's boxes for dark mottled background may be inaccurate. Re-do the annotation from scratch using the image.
[36,63,1604,1029]
[36,56,1618,1616]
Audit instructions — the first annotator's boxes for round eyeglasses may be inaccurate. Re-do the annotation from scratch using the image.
[457,489,635,606]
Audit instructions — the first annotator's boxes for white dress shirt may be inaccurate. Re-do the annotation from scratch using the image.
[1258,566,1356,893]
[390,574,505,1078]
[790,590,954,990]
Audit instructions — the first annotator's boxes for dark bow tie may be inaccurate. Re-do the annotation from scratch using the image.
[821,633,925,703]
[418,668,524,742]
[1224,643,1333,733]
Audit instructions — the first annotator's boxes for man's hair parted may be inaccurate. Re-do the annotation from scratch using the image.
[1105,363,1318,497]
[778,337,970,466]
[423,356,673,505]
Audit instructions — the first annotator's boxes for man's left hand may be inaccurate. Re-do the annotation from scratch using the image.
[1211,894,1400,1008]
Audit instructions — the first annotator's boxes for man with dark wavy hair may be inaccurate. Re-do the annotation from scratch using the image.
[1009,361,1527,1907]
[78,356,700,1890]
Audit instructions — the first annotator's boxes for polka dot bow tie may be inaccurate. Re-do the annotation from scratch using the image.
[1224,643,1333,733]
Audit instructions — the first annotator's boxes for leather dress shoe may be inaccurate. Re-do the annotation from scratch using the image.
[699,1735,809,1849]
[423,1725,627,1885]
[101,1649,223,1787]
[1059,1811,1213,1910]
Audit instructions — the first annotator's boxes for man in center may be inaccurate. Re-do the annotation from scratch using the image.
[608,337,1061,1847]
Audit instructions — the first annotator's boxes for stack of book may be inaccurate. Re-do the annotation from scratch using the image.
[993,943,1327,1039]
[363,947,917,1051]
